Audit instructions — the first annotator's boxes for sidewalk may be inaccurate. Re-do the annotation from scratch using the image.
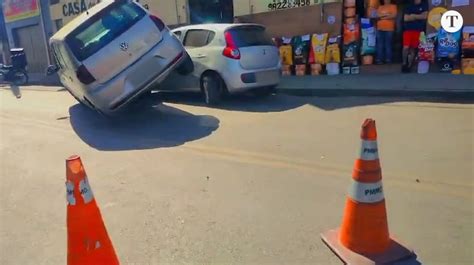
[24,71,474,99]
[276,73,474,98]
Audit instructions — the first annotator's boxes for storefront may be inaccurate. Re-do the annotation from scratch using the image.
[2,0,50,73]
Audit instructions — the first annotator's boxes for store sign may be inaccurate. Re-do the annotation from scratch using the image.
[2,0,40,22]
[267,0,316,11]
[62,0,100,17]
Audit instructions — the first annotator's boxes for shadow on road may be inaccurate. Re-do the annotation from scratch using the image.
[153,91,473,112]
[69,102,220,151]
[154,91,306,112]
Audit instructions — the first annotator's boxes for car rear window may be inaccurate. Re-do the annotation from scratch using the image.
[66,1,146,61]
[228,26,273,48]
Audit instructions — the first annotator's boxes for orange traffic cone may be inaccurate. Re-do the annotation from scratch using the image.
[66,155,119,265]
[321,119,414,265]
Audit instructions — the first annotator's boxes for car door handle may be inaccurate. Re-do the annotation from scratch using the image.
[195,54,207,59]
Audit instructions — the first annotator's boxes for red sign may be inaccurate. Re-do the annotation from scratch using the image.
[2,0,40,23]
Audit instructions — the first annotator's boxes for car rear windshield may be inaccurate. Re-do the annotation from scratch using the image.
[66,1,146,61]
[228,26,273,48]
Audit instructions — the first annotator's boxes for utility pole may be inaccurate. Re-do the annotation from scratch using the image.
[0,3,12,64]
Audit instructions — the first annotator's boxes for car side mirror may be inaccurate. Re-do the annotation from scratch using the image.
[46,65,59,76]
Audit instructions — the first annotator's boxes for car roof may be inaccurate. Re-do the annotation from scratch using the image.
[172,23,265,33]
[50,0,115,43]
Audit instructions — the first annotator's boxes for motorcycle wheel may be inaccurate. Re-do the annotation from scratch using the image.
[12,70,28,86]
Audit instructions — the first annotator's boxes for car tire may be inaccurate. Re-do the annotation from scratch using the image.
[176,53,194,75]
[201,72,224,105]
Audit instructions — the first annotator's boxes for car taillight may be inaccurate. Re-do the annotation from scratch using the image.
[76,65,95,85]
[223,31,240,60]
[150,15,165,31]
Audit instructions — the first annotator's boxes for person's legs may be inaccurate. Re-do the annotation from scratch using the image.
[376,30,385,64]
[385,31,394,63]
[407,31,421,68]
[402,31,410,65]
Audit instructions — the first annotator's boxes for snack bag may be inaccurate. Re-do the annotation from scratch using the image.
[310,33,328,64]
[361,18,376,55]
[279,45,293,65]
[437,28,461,59]
[343,42,359,65]
[418,32,435,62]
[462,26,474,58]
[325,36,341,64]
[292,35,310,65]
[343,23,360,45]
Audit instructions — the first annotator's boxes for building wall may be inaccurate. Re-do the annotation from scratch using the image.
[49,0,188,30]
[233,0,339,16]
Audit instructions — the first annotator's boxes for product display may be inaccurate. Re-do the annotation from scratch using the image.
[327,62,341,75]
[279,45,294,65]
[326,37,342,64]
[292,36,310,65]
[343,42,359,65]
[281,65,292,76]
[462,26,474,58]
[418,32,435,62]
[344,0,356,8]
[417,60,430,74]
[361,18,376,55]
[343,23,360,45]
[437,28,461,59]
[310,64,323,75]
[462,58,474,74]
[362,55,374,65]
[295,64,307,76]
[311,33,329,64]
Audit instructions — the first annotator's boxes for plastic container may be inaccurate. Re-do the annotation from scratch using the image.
[295,64,307,76]
[417,61,430,74]
[327,63,340,75]
[310,64,322,75]
[362,55,374,65]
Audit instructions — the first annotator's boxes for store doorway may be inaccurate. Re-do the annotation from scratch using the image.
[189,0,234,24]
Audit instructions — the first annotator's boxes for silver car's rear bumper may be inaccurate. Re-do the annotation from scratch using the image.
[85,31,185,114]
[220,60,281,93]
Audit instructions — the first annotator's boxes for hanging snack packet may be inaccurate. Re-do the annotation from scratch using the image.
[325,36,341,64]
[311,33,328,64]
[361,18,376,55]
[437,28,461,59]
[292,35,311,65]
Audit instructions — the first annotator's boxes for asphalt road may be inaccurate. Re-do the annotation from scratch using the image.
[0,87,473,265]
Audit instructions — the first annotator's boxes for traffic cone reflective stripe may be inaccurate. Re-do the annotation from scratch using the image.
[66,155,120,265]
[321,119,414,265]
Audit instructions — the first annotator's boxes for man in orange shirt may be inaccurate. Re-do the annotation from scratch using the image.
[376,0,397,64]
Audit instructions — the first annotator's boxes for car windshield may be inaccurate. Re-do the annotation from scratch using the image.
[227,26,273,47]
[66,0,146,61]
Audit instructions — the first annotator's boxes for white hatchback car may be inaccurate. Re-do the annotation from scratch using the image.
[158,23,281,104]
[47,0,193,115]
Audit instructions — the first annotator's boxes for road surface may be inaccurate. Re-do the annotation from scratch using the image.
[0,87,473,265]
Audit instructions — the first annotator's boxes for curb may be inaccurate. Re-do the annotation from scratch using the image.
[276,88,474,100]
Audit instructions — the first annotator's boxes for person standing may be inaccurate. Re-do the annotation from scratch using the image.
[376,0,397,64]
[402,0,428,72]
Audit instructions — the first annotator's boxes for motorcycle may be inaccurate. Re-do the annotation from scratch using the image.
[0,48,29,86]
[0,64,29,85]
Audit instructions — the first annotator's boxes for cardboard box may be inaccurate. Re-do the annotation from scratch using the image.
[295,64,307,76]
[310,64,323,75]
[281,65,292,76]
[462,58,474,74]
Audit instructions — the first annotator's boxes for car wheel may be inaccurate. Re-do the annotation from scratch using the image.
[176,54,194,75]
[201,72,224,105]
[254,86,276,97]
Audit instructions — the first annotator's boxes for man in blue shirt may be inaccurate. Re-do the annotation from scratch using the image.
[402,0,428,72]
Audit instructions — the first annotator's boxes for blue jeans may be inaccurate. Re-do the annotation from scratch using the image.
[376,30,394,63]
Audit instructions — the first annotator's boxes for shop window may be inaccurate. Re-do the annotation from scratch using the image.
[183,30,214,48]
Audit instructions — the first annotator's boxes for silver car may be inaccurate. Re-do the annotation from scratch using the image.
[158,23,281,105]
[47,0,193,114]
